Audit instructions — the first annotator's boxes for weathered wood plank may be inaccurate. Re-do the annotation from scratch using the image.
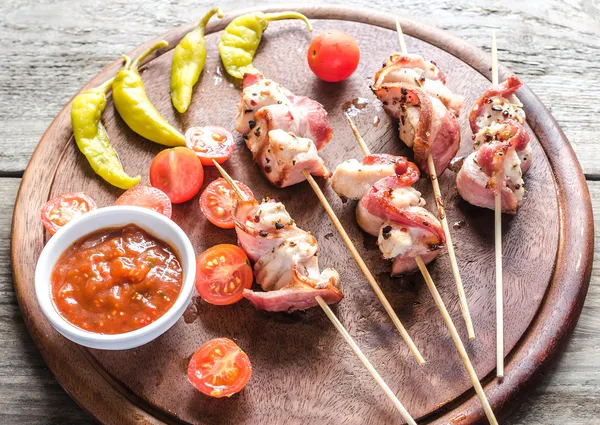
[1,0,599,174]
[0,178,93,424]
[0,174,598,423]
[1,0,599,422]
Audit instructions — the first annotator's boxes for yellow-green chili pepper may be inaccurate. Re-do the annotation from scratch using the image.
[218,11,312,79]
[113,40,185,147]
[171,7,224,113]
[71,78,141,190]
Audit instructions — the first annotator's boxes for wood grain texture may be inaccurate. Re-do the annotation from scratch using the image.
[8,5,593,425]
[3,180,597,425]
[0,2,597,423]
[1,0,599,175]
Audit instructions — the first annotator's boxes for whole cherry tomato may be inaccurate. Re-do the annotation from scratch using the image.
[307,30,360,82]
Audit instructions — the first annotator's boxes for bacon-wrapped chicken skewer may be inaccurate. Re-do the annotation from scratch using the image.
[213,161,417,425]
[457,76,531,213]
[456,35,532,378]
[235,73,332,187]
[234,72,424,363]
[370,22,475,339]
[371,54,462,175]
[335,117,498,425]
[233,196,342,312]
[332,154,446,275]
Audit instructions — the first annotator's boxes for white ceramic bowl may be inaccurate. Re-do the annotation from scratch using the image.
[35,206,196,350]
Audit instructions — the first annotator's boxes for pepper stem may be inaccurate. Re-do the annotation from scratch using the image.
[122,55,132,69]
[130,40,169,70]
[96,77,115,93]
[264,11,313,32]
[196,7,224,32]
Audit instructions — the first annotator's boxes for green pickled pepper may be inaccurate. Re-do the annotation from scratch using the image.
[218,11,312,79]
[71,78,141,190]
[113,40,186,147]
[171,7,224,113]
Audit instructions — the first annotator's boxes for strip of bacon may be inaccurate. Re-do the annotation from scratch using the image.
[457,122,527,214]
[354,173,446,275]
[469,76,525,134]
[331,152,443,274]
[243,273,343,313]
[362,176,446,243]
[456,151,521,214]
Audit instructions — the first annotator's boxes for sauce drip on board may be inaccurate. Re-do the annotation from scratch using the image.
[51,225,183,334]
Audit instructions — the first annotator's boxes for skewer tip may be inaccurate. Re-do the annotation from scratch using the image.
[212,159,247,201]
[345,114,371,157]
[395,18,408,55]
[491,30,499,87]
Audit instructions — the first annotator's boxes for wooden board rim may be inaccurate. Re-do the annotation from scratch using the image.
[10,4,594,424]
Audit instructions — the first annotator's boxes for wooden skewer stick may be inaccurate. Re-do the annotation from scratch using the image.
[427,157,475,339]
[395,18,408,56]
[212,160,417,425]
[346,117,498,425]
[302,169,424,365]
[395,18,475,340]
[415,258,498,425]
[491,31,504,378]
[315,297,417,425]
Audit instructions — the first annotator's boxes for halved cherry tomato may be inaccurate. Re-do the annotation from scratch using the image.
[150,147,204,204]
[185,126,235,166]
[115,185,172,218]
[307,30,360,82]
[40,192,97,235]
[188,337,252,398]
[200,178,254,229]
[195,244,253,306]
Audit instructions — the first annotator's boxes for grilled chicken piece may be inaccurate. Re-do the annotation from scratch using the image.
[331,154,419,200]
[457,120,529,214]
[235,75,294,134]
[457,151,523,214]
[242,267,342,312]
[473,120,531,174]
[373,84,460,175]
[332,153,442,274]
[234,198,342,312]
[374,53,464,115]
[248,129,330,188]
[236,73,333,187]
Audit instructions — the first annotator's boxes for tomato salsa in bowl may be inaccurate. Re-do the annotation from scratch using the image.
[35,206,196,350]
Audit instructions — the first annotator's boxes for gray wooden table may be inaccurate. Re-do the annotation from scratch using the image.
[1,0,598,423]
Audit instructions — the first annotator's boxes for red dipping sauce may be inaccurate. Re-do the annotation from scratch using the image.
[50,225,183,334]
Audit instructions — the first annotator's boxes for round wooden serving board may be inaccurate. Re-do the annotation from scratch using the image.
[11,5,593,425]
